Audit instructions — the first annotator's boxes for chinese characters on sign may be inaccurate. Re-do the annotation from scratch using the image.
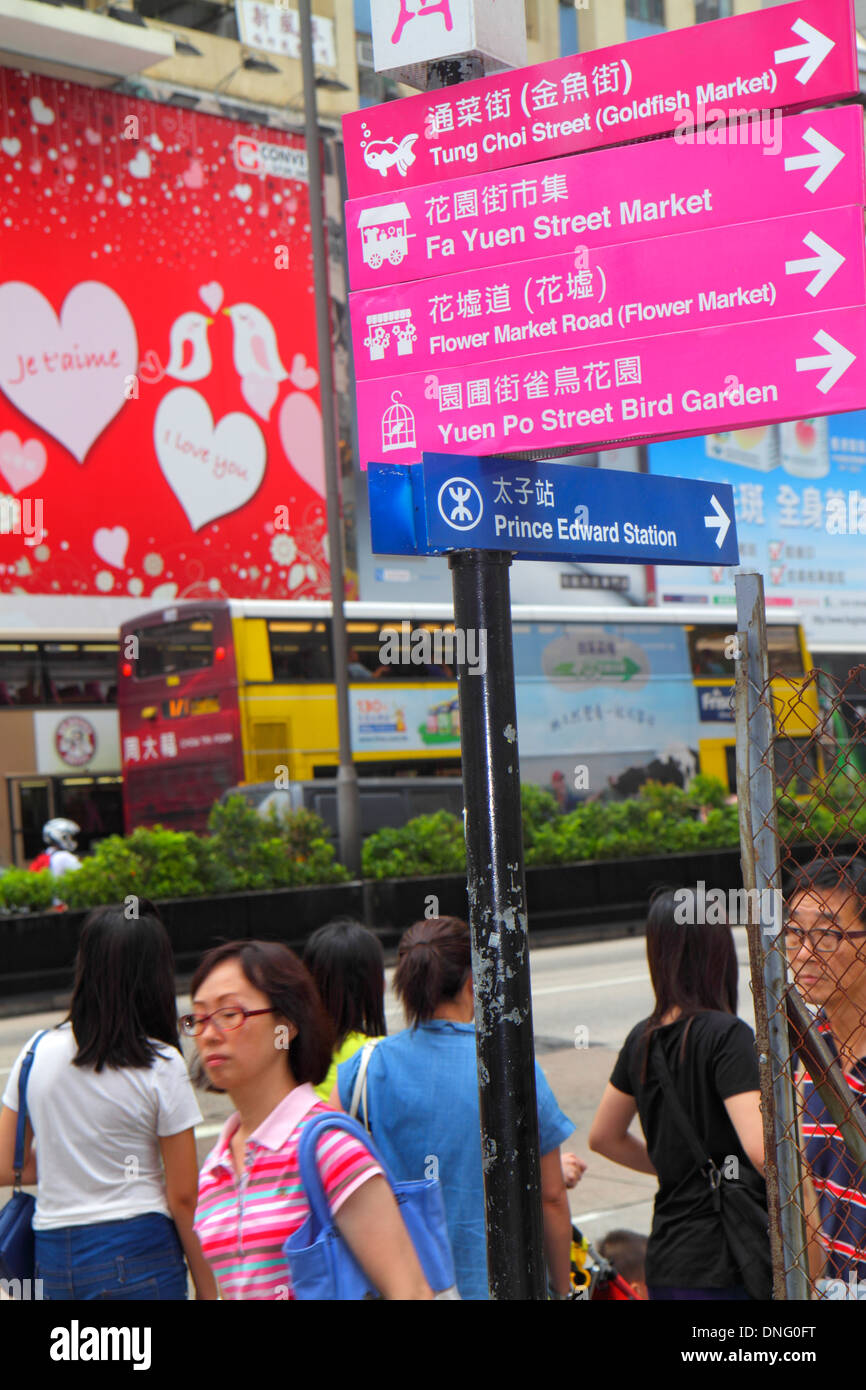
[347,106,865,293]
[345,0,858,195]
[235,1,336,65]
[350,206,866,380]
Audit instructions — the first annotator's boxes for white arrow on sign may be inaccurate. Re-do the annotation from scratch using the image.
[774,18,835,85]
[704,495,731,550]
[795,328,856,394]
[784,128,844,193]
[785,231,846,297]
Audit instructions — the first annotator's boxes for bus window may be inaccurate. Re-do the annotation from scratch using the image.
[136,619,214,679]
[766,626,805,679]
[44,643,118,704]
[0,644,44,705]
[367,621,459,681]
[346,622,385,680]
[688,624,804,680]
[267,621,332,681]
[687,627,735,678]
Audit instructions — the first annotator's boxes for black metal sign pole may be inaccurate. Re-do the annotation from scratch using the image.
[449,549,547,1301]
[426,47,546,1305]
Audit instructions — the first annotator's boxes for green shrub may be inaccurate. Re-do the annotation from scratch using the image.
[0,767,849,914]
[11,797,350,914]
[520,784,560,849]
[205,795,349,890]
[362,810,466,880]
[62,836,143,910]
[686,774,728,811]
[0,868,55,913]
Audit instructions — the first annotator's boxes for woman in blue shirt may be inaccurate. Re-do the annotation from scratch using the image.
[336,915,574,1300]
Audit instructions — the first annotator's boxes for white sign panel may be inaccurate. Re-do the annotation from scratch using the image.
[371,0,526,88]
[235,3,337,67]
[34,711,121,776]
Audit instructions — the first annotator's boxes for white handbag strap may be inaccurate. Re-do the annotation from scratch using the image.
[348,1038,379,1131]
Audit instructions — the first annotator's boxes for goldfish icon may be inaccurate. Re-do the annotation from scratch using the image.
[363,133,419,179]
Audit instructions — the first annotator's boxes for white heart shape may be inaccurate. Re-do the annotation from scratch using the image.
[151,582,178,601]
[128,150,151,179]
[1,137,21,157]
[148,133,164,152]
[0,431,47,493]
[0,281,138,464]
[30,97,55,126]
[93,525,129,568]
[117,190,132,207]
[198,281,224,314]
[154,387,266,531]
[84,128,101,145]
[230,183,252,202]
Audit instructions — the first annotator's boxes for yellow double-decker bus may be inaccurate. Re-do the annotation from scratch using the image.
[687,619,820,796]
[117,600,820,832]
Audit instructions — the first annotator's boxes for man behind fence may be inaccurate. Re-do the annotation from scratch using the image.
[785,855,866,1297]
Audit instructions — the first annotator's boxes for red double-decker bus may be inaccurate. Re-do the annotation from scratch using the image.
[118,604,243,832]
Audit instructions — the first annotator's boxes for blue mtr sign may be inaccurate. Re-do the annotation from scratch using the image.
[369,452,739,567]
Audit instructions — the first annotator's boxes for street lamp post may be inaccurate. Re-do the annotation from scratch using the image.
[297,0,361,877]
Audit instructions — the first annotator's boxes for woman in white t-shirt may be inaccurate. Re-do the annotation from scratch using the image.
[0,902,216,1301]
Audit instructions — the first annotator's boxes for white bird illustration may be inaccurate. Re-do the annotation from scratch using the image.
[223,303,289,382]
[164,311,214,382]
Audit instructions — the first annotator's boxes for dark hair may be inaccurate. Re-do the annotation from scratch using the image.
[302,918,386,1049]
[394,916,471,1025]
[68,900,180,1072]
[597,1229,648,1285]
[190,940,334,1087]
[784,855,866,926]
[641,887,738,1074]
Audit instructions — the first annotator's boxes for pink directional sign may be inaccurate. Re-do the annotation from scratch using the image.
[355,305,866,468]
[350,205,866,381]
[346,105,866,293]
[343,0,858,199]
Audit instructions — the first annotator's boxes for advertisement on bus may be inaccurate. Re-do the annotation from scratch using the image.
[350,619,702,791]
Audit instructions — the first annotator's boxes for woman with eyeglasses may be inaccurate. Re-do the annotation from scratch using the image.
[187,939,432,1300]
[0,902,216,1301]
[588,888,767,1300]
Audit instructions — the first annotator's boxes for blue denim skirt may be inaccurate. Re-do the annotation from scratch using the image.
[35,1212,187,1301]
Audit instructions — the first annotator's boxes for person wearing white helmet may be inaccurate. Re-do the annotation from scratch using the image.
[32,819,82,879]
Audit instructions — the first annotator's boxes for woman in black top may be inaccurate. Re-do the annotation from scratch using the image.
[588,888,766,1300]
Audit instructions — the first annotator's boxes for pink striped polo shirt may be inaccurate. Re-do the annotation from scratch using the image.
[194,1083,382,1300]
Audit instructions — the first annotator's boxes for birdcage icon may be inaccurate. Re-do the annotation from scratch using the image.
[381,390,416,453]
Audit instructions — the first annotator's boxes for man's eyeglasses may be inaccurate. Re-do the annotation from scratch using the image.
[784,923,866,956]
[180,1007,275,1037]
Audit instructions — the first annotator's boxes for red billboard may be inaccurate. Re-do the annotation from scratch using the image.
[0,69,330,602]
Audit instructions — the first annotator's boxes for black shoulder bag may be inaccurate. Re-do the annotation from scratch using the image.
[652,1036,773,1301]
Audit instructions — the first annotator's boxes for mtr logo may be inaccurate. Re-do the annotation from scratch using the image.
[232,136,308,182]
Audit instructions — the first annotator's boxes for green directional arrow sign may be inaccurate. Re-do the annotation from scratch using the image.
[551,656,643,682]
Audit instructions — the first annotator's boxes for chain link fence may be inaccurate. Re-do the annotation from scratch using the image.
[735,571,866,1300]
